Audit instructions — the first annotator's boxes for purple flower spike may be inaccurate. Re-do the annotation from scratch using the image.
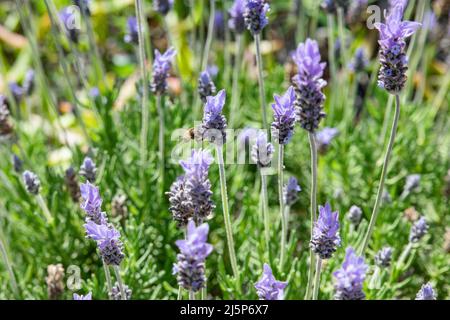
[316,127,339,154]
[292,39,327,132]
[349,48,368,73]
[374,3,421,93]
[229,0,246,34]
[59,7,79,43]
[153,0,174,16]
[9,82,24,103]
[173,220,213,292]
[409,216,428,243]
[73,292,92,300]
[124,17,139,45]
[196,89,228,144]
[271,86,296,145]
[251,131,274,168]
[374,246,393,268]
[80,157,97,182]
[333,247,368,300]
[254,263,287,300]
[151,47,176,96]
[310,202,341,259]
[283,177,301,206]
[415,282,437,300]
[23,170,40,195]
[84,220,124,266]
[244,0,270,35]
[198,70,217,103]
[80,182,107,225]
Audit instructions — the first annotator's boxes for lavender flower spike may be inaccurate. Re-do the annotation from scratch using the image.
[333,247,368,300]
[73,292,92,300]
[80,182,107,225]
[310,202,341,259]
[124,17,139,45]
[283,177,301,206]
[59,7,79,43]
[244,0,270,35]
[173,220,213,292]
[346,205,362,226]
[196,89,228,144]
[254,263,287,300]
[292,39,327,132]
[409,216,428,243]
[198,70,217,103]
[150,47,176,96]
[153,0,174,16]
[23,170,40,195]
[271,86,296,145]
[84,220,124,266]
[80,157,97,182]
[251,131,274,168]
[415,282,437,300]
[374,246,393,268]
[374,3,421,93]
[228,0,246,34]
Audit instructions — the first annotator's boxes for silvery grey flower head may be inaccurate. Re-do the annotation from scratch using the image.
[196,89,228,145]
[346,205,363,226]
[84,220,125,266]
[292,39,327,132]
[333,247,368,300]
[124,17,139,45]
[409,216,428,243]
[271,86,296,145]
[283,177,301,206]
[349,48,368,73]
[374,3,421,93]
[23,69,35,95]
[150,47,176,96]
[46,264,65,300]
[254,263,287,300]
[173,221,213,292]
[0,95,13,137]
[80,156,97,182]
[80,182,107,225]
[153,0,174,16]
[229,0,246,34]
[244,0,270,36]
[73,292,92,300]
[65,167,80,202]
[374,246,393,268]
[310,202,341,259]
[111,194,128,220]
[59,7,80,43]
[251,131,274,168]
[23,170,40,195]
[415,282,437,300]
[316,127,339,154]
[198,70,217,103]
[110,282,132,300]
[12,154,22,173]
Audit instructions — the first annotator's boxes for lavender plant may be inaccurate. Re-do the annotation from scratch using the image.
[333,247,367,300]
[254,263,287,300]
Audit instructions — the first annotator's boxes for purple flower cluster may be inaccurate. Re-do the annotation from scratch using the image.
[243,0,270,35]
[228,0,246,34]
[374,246,393,268]
[409,216,428,243]
[374,3,421,93]
[333,247,368,300]
[283,177,301,206]
[23,170,40,195]
[80,182,107,225]
[310,203,341,259]
[415,282,437,300]
[150,47,176,96]
[173,221,213,292]
[153,0,173,16]
[271,86,296,145]
[196,90,228,145]
[59,7,79,43]
[124,17,139,45]
[80,157,97,182]
[251,132,274,168]
[254,264,287,300]
[198,70,217,103]
[167,150,215,227]
[292,39,327,132]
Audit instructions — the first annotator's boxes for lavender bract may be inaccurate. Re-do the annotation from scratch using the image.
[415,282,437,300]
[153,0,174,16]
[374,3,421,93]
[150,47,176,96]
[283,177,301,206]
[80,157,97,182]
[173,221,213,292]
[310,202,341,259]
[84,220,124,266]
[251,131,274,168]
[374,247,393,268]
[292,39,327,132]
[23,170,40,195]
[333,247,367,300]
[228,0,246,34]
[409,216,428,243]
[80,182,107,225]
[196,89,228,144]
[198,70,217,103]
[254,263,287,300]
[124,17,139,45]
[271,86,296,145]
[243,0,270,35]
[73,292,92,300]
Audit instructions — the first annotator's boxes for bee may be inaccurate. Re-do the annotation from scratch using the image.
[182,127,196,142]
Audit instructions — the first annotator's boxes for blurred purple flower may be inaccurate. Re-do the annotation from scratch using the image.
[59,7,79,43]
[80,156,97,182]
[151,47,176,95]
[409,216,428,243]
[415,282,437,300]
[244,0,270,35]
[198,70,217,103]
[229,0,246,33]
[251,131,274,168]
[346,205,362,226]
[8,82,24,103]
[271,86,296,145]
[254,263,287,300]
[73,292,92,300]
[310,202,341,259]
[23,170,40,195]
[124,17,139,45]
[283,177,301,206]
[23,69,35,95]
[374,246,393,268]
[349,48,368,73]
[153,0,174,16]
[316,127,339,153]
[333,247,367,300]
[73,0,91,16]
[12,154,23,173]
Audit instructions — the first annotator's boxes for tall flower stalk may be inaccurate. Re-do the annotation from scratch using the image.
[0,228,19,297]
[291,38,327,299]
[244,0,270,130]
[360,3,421,255]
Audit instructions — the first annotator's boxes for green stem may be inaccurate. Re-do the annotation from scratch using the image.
[36,194,53,224]
[0,232,19,298]
[216,146,239,279]
[189,291,195,300]
[200,0,215,73]
[113,265,127,300]
[360,94,401,255]
[304,132,317,300]
[260,173,270,256]
[326,14,336,121]
[157,95,165,190]
[102,260,113,299]
[278,144,286,271]
[230,34,244,127]
[177,286,182,300]
[397,242,413,269]
[255,34,268,130]
[312,257,322,300]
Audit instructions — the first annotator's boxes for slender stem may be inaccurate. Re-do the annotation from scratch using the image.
[230,34,244,127]
[113,265,127,300]
[260,173,270,255]
[278,144,286,271]
[102,260,113,299]
[36,194,53,224]
[378,95,394,145]
[200,0,215,73]
[135,0,150,176]
[189,291,195,300]
[312,257,322,300]
[254,34,268,130]
[337,7,348,69]
[216,146,238,279]
[326,14,336,121]
[177,286,182,300]
[157,95,165,190]
[0,233,19,297]
[360,94,401,255]
[304,132,317,300]
[397,242,413,269]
